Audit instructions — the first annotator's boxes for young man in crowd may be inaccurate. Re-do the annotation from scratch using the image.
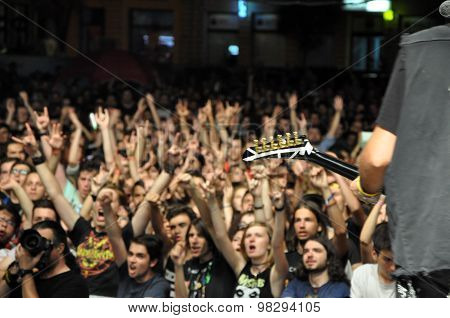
[282,237,350,298]
[351,223,396,298]
[100,193,169,297]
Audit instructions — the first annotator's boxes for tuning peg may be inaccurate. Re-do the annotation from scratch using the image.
[270,136,278,151]
[277,134,287,148]
[293,131,302,145]
[253,139,261,153]
[286,132,296,146]
[261,137,269,152]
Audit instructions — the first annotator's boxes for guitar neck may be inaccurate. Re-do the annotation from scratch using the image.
[306,150,359,180]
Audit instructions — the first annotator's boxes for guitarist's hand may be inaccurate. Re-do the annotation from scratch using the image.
[350,176,381,205]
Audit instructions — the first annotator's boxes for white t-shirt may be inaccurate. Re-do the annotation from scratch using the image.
[350,264,395,298]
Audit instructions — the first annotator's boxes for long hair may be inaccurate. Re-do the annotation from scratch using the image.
[295,236,349,285]
[240,221,274,266]
[33,220,80,273]
[286,200,329,251]
[185,218,217,255]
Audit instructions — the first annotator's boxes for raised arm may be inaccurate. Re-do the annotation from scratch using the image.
[145,93,161,130]
[360,195,385,264]
[5,98,15,127]
[170,241,188,298]
[325,96,344,138]
[289,93,299,132]
[206,189,246,277]
[270,191,289,298]
[95,107,115,170]
[99,192,127,266]
[13,124,79,231]
[67,110,83,169]
[0,177,33,229]
[310,167,348,257]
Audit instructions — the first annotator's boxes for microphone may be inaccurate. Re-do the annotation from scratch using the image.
[440,1,450,18]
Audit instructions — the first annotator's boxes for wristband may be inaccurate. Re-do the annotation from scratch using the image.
[275,205,285,212]
[254,204,264,210]
[32,155,46,166]
[355,176,380,197]
[37,130,48,137]
[18,268,34,279]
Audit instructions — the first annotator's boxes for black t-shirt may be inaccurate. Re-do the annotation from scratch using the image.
[376,25,450,275]
[286,250,301,281]
[117,263,170,298]
[184,253,236,298]
[36,270,89,298]
[69,218,119,297]
[233,262,273,298]
[164,257,176,298]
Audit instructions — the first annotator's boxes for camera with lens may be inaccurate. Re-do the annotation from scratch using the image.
[20,229,53,257]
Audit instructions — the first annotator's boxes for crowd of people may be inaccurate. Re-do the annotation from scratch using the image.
[0,64,397,298]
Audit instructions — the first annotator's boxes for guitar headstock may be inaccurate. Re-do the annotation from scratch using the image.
[242,132,315,162]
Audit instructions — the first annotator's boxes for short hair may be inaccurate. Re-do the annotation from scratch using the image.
[130,235,164,273]
[131,180,145,195]
[0,157,17,168]
[166,205,197,222]
[12,159,33,172]
[0,204,21,231]
[372,222,391,254]
[79,160,101,174]
[32,199,60,223]
[33,220,79,272]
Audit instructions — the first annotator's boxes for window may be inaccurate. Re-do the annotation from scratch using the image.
[129,9,174,63]
[352,35,383,72]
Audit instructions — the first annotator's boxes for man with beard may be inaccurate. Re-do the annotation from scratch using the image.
[0,221,89,298]
[282,237,349,298]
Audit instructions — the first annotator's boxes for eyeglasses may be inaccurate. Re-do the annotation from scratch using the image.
[12,168,29,176]
[0,216,15,227]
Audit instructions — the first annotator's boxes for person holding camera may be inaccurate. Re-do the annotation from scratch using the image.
[0,220,89,298]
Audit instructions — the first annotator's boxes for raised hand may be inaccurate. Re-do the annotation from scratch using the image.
[289,93,298,111]
[309,166,328,190]
[18,91,30,105]
[0,174,19,191]
[91,164,114,196]
[34,106,50,133]
[137,97,147,113]
[95,107,110,130]
[176,99,189,118]
[333,95,344,112]
[145,93,155,106]
[11,123,38,156]
[43,123,64,151]
[124,131,137,157]
[167,132,182,166]
[297,112,308,133]
[271,190,285,210]
[98,190,113,213]
[170,241,186,267]
[68,108,83,130]
[145,191,160,206]
[6,98,16,115]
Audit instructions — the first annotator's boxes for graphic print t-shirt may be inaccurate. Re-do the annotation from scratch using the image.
[233,262,272,298]
[69,218,119,297]
[184,253,236,298]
